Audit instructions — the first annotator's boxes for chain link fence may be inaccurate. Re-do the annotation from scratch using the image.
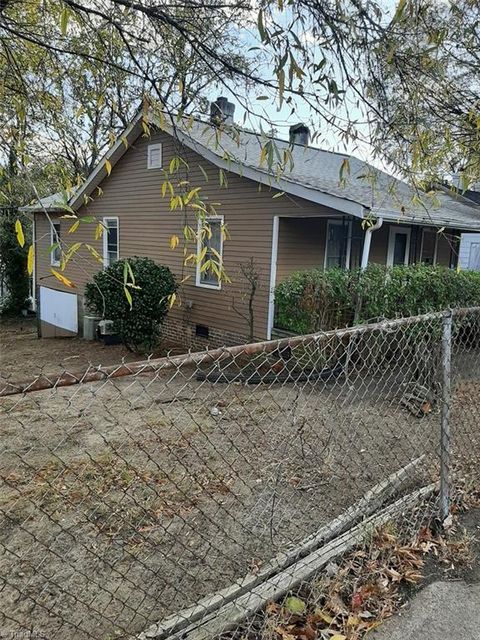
[0,308,479,640]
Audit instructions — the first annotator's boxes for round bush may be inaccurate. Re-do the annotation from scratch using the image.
[85,257,177,352]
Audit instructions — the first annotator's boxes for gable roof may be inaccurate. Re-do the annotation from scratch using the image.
[23,111,480,231]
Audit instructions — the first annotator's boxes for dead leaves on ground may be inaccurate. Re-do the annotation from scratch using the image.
[253,521,477,640]
[259,528,427,640]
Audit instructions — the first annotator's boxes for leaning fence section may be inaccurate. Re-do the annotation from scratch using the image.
[0,308,479,640]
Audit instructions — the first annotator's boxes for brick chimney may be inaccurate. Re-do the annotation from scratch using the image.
[289,123,310,146]
[210,97,235,126]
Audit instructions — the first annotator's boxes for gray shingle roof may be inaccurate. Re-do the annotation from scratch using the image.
[23,113,480,231]
[181,121,480,230]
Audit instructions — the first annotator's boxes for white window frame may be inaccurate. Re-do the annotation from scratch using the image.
[147,143,162,169]
[50,221,61,267]
[196,215,224,290]
[324,219,352,270]
[102,217,120,267]
[419,228,438,265]
[387,225,411,267]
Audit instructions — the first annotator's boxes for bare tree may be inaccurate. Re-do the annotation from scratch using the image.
[232,258,260,343]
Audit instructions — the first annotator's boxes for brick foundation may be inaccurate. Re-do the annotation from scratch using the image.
[71,295,251,351]
[161,315,250,351]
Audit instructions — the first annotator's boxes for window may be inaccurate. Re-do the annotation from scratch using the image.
[468,242,480,270]
[103,217,119,267]
[420,229,438,265]
[50,221,61,266]
[147,143,162,169]
[387,226,411,266]
[324,219,351,269]
[196,216,224,289]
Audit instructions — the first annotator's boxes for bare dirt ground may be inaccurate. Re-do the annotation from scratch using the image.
[0,317,184,385]
[0,320,478,640]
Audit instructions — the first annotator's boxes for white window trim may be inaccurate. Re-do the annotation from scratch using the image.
[419,228,438,265]
[195,215,224,290]
[103,216,120,267]
[50,221,61,267]
[324,219,352,270]
[387,225,411,267]
[147,143,162,169]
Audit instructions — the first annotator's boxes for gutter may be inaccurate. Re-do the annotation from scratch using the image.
[361,217,383,271]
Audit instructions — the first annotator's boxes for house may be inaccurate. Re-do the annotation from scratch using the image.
[24,98,480,347]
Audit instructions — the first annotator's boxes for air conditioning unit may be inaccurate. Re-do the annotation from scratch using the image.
[98,319,121,345]
[83,316,102,341]
[98,319,115,335]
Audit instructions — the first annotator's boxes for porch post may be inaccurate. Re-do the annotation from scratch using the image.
[267,216,279,340]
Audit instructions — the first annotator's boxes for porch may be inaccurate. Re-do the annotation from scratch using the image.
[268,214,460,337]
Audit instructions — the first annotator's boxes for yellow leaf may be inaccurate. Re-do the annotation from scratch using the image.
[169,235,179,250]
[85,244,104,264]
[51,268,75,288]
[124,286,133,309]
[15,219,25,247]
[330,636,347,640]
[27,245,34,275]
[168,292,177,308]
[65,242,82,261]
[105,159,112,176]
[95,223,104,240]
[68,220,80,233]
[313,609,333,625]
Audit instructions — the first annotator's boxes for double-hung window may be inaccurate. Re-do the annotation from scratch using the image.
[325,219,351,269]
[196,216,224,289]
[103,217,119,267]
[50,221,61,266]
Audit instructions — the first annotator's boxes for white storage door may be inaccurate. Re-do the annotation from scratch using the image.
[39,286,78,335]
[459,233,480,271]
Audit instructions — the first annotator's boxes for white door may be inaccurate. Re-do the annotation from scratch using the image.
[459,234,480,271]
[387,225,411,267]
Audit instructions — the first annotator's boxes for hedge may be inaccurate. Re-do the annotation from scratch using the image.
[274,264,480,334]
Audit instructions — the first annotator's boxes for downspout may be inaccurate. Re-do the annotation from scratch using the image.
[361,217,383,271]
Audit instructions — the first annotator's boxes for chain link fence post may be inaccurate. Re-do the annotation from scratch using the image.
[440,309,453,522]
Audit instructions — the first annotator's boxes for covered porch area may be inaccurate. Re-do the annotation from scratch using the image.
[268,214,460,338]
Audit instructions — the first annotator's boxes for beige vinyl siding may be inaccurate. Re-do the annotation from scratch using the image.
[436,232,459,267]
[35,130,344,341]
[276,218,327,282]
[366,224,389,264]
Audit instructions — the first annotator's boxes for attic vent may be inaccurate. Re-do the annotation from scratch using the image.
[147,143,162,169]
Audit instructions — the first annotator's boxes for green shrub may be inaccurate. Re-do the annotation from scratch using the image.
[85,257,177,352]
[275,264,480,333]
[0,208,30,315]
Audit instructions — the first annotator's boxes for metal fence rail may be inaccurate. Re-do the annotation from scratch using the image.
[0,308,479,640]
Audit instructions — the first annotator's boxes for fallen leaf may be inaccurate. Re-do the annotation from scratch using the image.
[285,597,306,615]
[311,609,333,625]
